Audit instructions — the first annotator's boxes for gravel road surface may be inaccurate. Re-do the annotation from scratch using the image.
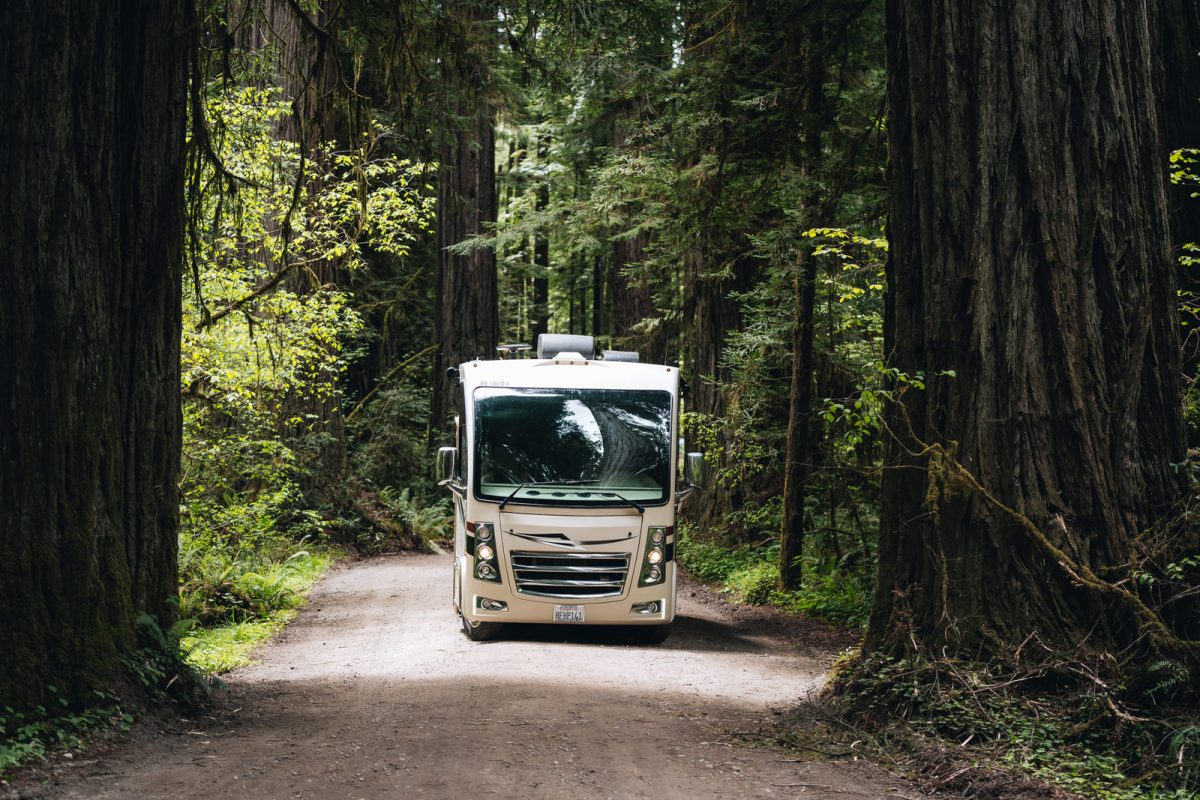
[21,554,932,800]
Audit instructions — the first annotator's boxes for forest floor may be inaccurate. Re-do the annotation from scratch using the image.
[8,554,949,800]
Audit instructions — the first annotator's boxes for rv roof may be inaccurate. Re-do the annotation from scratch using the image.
[458,355,679,395]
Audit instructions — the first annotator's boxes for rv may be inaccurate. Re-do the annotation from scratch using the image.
[436,334,705,643]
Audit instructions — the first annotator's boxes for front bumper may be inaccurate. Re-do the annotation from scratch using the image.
[461,558,676,625]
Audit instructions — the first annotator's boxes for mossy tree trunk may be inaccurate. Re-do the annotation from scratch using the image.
[869,0,1185,657]
[0,0,186,710]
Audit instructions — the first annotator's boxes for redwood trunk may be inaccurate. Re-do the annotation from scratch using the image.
[779,19,826,591]
[530,135,551,344]
[610,232,658,357]
[780,250,818,590]
[431,3,499,431]
[0,0,186,709]
[869,0,1185,655]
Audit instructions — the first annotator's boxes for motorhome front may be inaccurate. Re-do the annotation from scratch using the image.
[437,334,705,643]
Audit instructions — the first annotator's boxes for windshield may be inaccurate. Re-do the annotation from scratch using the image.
[473,387,673,506]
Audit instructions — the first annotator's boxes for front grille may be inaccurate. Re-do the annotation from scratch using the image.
[511,551,630,599]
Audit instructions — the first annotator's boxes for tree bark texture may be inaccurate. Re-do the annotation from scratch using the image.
[431,2,499,433]
[432,100,499,430]
[869,0,1185,656]
[610,233,661,361]
[683,249,750,418]
[267,0,341,155]
[0,0,186,709]
[608,115,660,358]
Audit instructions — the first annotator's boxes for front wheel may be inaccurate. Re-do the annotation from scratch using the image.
[461,614,504,642]
[630,623,671,645]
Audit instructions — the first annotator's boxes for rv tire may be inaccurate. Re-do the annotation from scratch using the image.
[462,615,504,642]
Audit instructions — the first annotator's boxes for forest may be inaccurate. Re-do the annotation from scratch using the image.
[1,0,1199,797]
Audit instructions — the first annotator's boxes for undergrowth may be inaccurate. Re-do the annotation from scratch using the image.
[829,649,1200,799]
[1,614,215,779]
[181,549,332,673]
[183,613,298,674]
[677,525,872,626]
[0,697,131,776]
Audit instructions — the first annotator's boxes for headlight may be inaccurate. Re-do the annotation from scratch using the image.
[639,527,669,587]
[472,522,501,583]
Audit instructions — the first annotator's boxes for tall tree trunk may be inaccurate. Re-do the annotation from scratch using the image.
[609,112,660,360]
[269,0,341,178]
[779,255,818,589]
[530,136,551,345]
[869,0,1186,657]
[0,0,186,710]
[593,255,605,339]
[432,2,499,432]
[610,232,657,355]
[684,249,747,417]
[269,0,352,498]
[779,19,827,590]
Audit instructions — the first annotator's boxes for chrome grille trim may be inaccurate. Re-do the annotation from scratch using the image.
[511,550,630,599]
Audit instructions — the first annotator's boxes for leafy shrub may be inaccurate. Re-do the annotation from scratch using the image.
[725,562,778,605]
[0,696,131,776]
[677,525,873,626]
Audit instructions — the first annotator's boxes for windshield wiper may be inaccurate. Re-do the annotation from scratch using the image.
[497,479,599,510]
[497,480,646,513]
[596,491,645,515]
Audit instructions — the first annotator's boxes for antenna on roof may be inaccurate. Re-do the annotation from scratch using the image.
[496,344,532,358]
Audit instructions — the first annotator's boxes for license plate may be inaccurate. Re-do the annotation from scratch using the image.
[553,604,584,623]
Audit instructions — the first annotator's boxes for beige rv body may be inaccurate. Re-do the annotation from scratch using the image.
[443,349,687,634]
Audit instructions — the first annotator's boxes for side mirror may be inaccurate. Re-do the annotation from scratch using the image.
[436,446,458,486]
[684,452,706,489]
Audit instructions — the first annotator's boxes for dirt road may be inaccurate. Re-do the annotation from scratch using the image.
[24,554,930,799]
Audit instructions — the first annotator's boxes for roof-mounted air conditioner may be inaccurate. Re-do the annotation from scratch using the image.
[603,350,640,363]
[536,333,596,360]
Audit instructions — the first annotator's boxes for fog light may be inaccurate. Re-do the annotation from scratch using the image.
[478,544,495,561]
[647,548,663,564]
[478,597,508,611]
[477,563,496,579]
[631,601,661,614]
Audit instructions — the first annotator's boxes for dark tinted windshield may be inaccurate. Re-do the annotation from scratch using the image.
[474,387,672,505]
